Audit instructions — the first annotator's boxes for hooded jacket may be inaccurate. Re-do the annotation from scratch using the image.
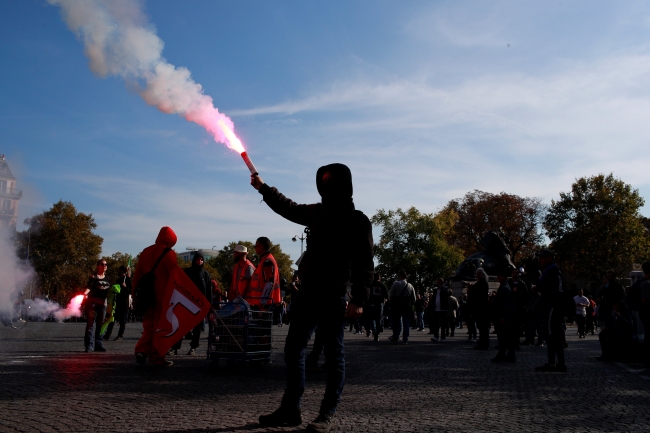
[132,226,178,306]
[184,252,212,304]
[258,163,374,306]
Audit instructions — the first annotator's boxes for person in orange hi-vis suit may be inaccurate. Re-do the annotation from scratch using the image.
[229,244,255,301]
[132,226,178,367]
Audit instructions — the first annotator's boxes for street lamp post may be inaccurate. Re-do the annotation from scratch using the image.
[292,232,306,255]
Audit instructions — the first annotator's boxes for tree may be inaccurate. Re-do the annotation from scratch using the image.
[544,174,650,283]
[371,207,464,292]
[20,201,103,304]
[207,241,295,294]
[443,190,546,263]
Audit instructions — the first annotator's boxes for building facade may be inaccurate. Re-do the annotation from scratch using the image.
[0,154,22,229]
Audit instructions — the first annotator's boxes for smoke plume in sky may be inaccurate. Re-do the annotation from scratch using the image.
[48,0,238,149]
[0,228,33,319]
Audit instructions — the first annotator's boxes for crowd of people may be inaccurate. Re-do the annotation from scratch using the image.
[71,162,650,433]
[335,251,649,372]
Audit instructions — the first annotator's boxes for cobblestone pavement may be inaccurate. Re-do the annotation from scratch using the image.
[0,322,649,433]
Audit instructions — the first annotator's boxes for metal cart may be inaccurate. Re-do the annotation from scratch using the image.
[207,298,273,367]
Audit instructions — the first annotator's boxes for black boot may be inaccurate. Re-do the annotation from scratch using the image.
[307,413,333,433]
[259,407,302,427]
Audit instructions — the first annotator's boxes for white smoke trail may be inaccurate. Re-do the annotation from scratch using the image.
[0,227,34,322]
[23,296,84,322]
[48,0,237,148]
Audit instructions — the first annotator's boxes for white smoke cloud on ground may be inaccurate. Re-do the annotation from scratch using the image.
[0,228,34,321]
[23,297,84,322]
[48,0,235,146]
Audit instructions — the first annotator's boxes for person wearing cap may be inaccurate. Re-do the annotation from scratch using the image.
[535,249,567,373]
[251,163,373,433]
[230,244,255,301]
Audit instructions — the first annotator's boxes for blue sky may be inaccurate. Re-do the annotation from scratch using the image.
[2,1,650,263]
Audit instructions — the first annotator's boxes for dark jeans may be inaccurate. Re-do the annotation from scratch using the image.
[448,317,456,336]
[282,299,347,416]
[416,311,424,330]
[477,314,490,348]
[84,299,106,350]
[467,316,477,339]
[431,311,448,340]
[104,309,129,339]
[172,321,203,351]
[496,321,516,358]
[544,311,565,365]
[391,314,410,342]
[369,304,384,336]
[306,326,324,366]
[575,314,586,336]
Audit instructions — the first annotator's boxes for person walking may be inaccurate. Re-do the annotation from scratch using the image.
[170,252,212,355]
[389,272,416,343]
[573,289,590,338]
[491,267,516,363]
[447,293,459,337]
[252,164,373,433]
[132,226,178,367]
[83,259,111,352]
[470,268,491,350]
[229,244,255,301]
[430,279,450,342]
[368,273,388,342]
[414,294,426,332]
[535,249,568,373]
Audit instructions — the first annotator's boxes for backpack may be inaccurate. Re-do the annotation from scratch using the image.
[132,248,170,316]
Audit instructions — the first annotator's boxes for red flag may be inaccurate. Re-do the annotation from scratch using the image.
[153,266,211,355]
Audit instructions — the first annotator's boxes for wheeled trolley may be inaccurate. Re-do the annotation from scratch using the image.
[207,298,273,367]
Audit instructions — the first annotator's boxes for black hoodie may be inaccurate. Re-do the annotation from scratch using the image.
[184,252,212,303]
[258,163,373,306]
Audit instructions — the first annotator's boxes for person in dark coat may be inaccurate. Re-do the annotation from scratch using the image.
[429,279,450,343]
[368,273,388,342]
[598,300,635,362]
[253,163,374,433]
[510,268,529,346]
[597,271,626,325]
[470,268,491,350]
[535,249,567,373]
[170,252,211,356]
[492,266,516,363]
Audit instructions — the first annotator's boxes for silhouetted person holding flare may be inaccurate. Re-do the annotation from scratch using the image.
[252,163,374,433]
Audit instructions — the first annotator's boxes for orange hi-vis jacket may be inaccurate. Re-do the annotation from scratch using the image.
[247,253,281,306]
[229,258,255,301]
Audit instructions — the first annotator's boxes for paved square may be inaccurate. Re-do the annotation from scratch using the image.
[0,322,648,432]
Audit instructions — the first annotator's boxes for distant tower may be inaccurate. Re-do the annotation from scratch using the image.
[0,154,22,229]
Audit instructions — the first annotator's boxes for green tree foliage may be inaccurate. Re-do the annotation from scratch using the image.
[544,174,650,283]
[21,201,103,304]
[443,190,546,263]
[371,207,464,291]
[207,241,295,294]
